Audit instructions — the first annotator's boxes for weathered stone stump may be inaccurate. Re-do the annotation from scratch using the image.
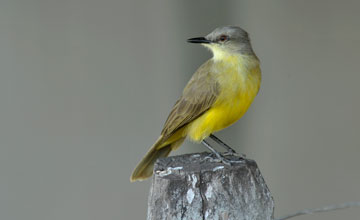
[147,152,274,220]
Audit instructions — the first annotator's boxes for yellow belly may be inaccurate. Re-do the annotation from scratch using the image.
[187,62,261,142]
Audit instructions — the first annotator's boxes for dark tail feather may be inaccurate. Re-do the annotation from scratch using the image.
[130,143,171,182]
[130,137,184,182]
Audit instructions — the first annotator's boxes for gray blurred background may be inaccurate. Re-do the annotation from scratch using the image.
[1,0,359,219]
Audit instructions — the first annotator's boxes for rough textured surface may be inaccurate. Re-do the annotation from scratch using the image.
[147,152,274,220]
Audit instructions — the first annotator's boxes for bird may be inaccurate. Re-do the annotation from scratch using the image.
[130,26,261,182]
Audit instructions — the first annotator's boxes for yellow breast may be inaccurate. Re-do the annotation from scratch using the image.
[187,55,261,142]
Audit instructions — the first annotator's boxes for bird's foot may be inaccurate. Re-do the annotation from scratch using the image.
[201,140,245,165]
[207,152,245,165]
[222,150,246,159]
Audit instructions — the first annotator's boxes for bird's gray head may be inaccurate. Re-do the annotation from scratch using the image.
[187,26,255,57]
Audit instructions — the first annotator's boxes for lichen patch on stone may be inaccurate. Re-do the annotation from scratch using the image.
[186,188,195,204]
[213,166,224,171]
[205,185,213,200]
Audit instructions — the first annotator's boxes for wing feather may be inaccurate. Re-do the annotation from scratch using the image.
[161,60,219,139]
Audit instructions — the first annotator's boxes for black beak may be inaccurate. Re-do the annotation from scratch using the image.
[187,37,211,44]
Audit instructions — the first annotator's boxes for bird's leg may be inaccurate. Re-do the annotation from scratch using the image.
[209,134,237,155]
[201,140,231,165]
[209,134,246,160]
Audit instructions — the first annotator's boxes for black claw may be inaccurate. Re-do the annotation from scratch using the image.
[201,139,245,166]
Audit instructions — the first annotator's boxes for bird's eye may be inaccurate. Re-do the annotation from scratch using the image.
[219,35,228,42]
